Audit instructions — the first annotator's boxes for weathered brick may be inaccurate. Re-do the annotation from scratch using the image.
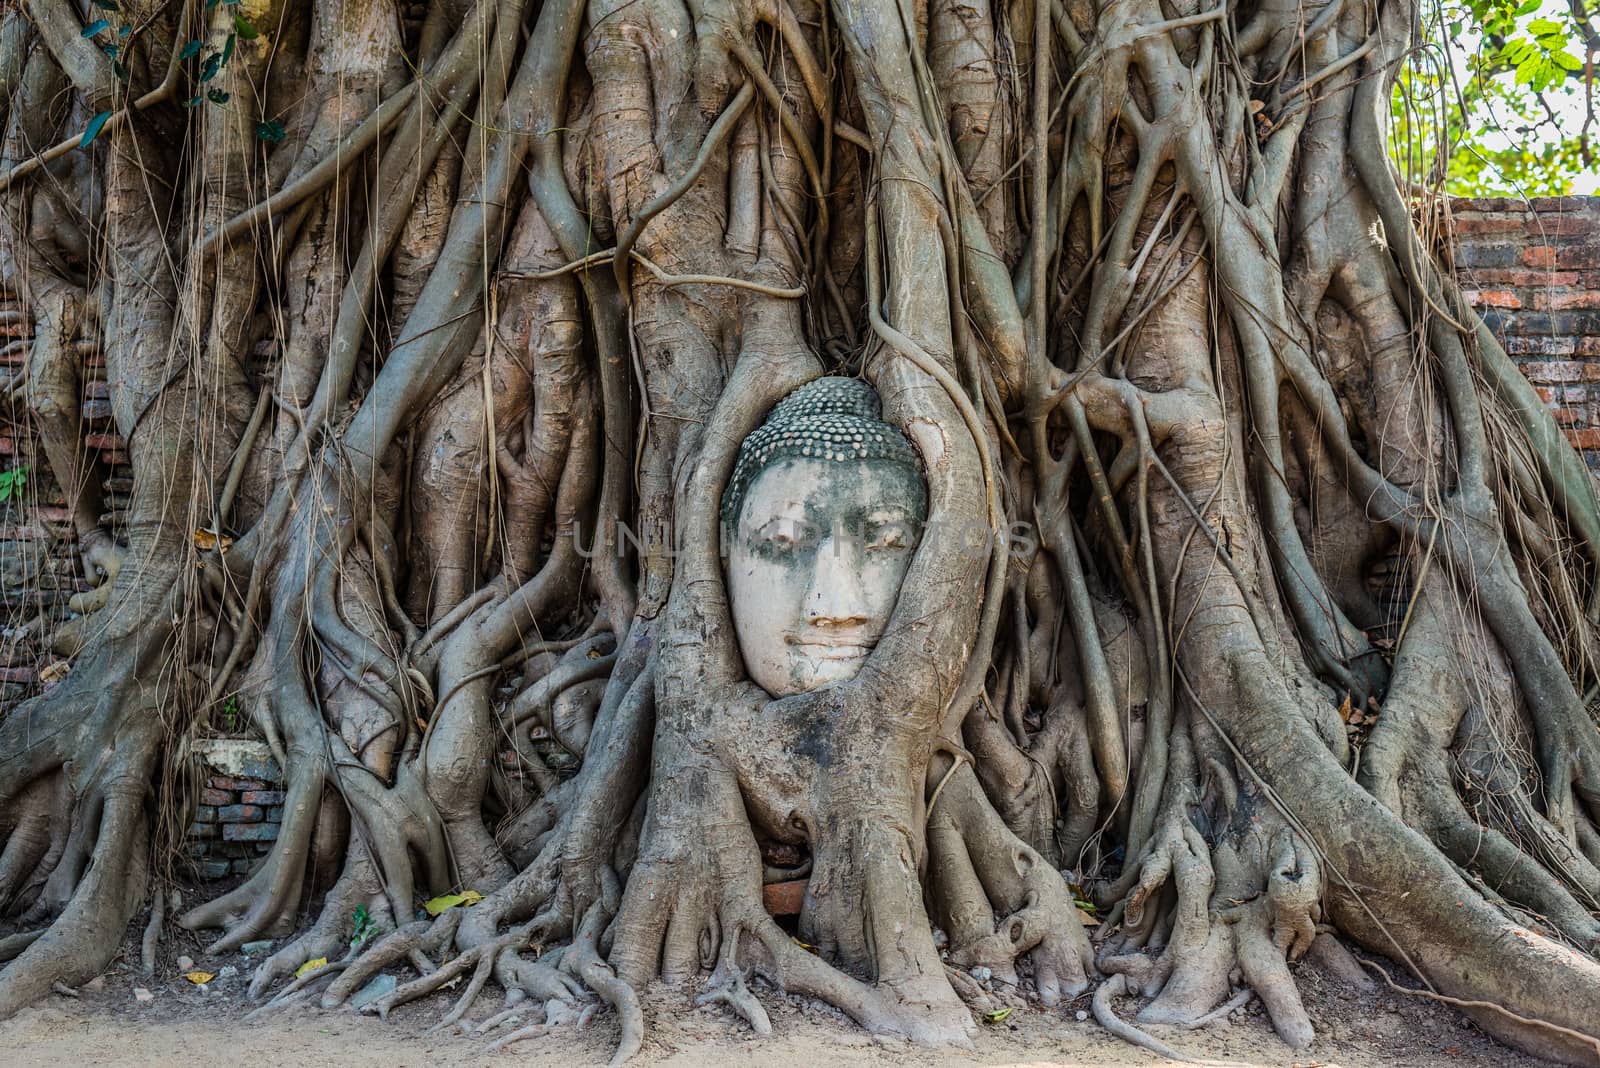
[1463,288,1521,308]
[222,822,280,842]
[1556,245,1600,270]
[762,879,807,917]
[1458,243,1524,268]
[199,788,232,806]
[1533,290,1600,311]
[1521,360,1586,383]
[187,821,218,839]
[1528,214,1596,238]
[1505,268,1581,286]
[240,790,285,806]
[1523,245,1556,268]
[266,806,284,821]
[216,804,264,823]
[192,860,232,881]
[207,776,269,792]
[1455,214,1525,234]
[192,805,217,823]
[1530,196,1598,213]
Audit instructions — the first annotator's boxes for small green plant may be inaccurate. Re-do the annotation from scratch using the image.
[350,903,376,950]
[219,694,242,733]
[0,465,28,502]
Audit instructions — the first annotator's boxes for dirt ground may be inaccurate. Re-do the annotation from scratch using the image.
[0,914,1551,1068]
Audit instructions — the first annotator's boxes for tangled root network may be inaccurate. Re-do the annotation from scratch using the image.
[4,0,1600,1065]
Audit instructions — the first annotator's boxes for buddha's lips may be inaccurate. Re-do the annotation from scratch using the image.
[788,637,873,660]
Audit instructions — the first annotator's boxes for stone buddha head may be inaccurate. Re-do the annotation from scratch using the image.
[723,377,928,696]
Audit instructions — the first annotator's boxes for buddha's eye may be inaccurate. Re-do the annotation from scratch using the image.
[750,519,816,557]
[867,523,913,551]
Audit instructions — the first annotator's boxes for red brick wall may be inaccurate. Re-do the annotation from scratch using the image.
[1447,195,1600,457]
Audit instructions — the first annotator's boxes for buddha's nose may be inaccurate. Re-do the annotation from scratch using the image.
[805,528,870,628]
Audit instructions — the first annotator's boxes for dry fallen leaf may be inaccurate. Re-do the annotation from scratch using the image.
[183,970,214,985]
[423,890,483,916]
[40,660,70,684]
[192,528,233,552]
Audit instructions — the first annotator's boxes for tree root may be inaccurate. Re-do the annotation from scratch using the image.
[322,911,462,1009]
[1092,974,1195,1063]
[139,890,164,977]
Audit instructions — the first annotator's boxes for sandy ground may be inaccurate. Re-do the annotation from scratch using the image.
[0,930,1548,1068]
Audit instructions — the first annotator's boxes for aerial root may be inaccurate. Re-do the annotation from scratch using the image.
[567,900,643,1067]
[322,910,461,1008]
[1358,958,1600,1060]
[251,960,349,1015]
[139,889,164,976]
[1093,974,1197,1063]
[425,942,497,1035]
[943,964,1003,1015]
[0,931,43,963]
[243,988,314,1020]
[695,969,772,1036]
[1186,987,1254,1029]
[1306,931,1375,990]
[471,1005,528,1034]
[361,929,517,1021]
[487,1019,551,1051]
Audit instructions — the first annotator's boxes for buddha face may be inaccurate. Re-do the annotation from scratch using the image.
[728,456,925,696]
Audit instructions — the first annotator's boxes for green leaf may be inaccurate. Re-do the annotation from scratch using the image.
[92,0,120,9]
[1515,0,1540,14]
[199,52,221,82]
[234,15,259,39]
[180,39,201,59]
[117,23,129,36]
[207,87,230,105]
[206,0,222,7]
[221,33,236,67]
[1501,39,1533,62]
[0,466,28,501]
[1527,18,1563,35]
[102,43,118,58]
[79,110,112,149]
[981,1008,1013,1024]
[81,19,110,37]
[113,59,128,82]
[184,95,202,108]
[1553,49,1584,71]
[255,119,286,143]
